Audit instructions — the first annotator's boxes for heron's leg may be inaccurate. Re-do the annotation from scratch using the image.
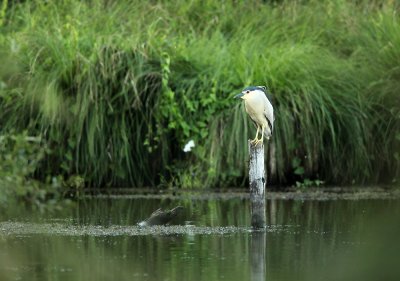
[259,125,264,144]
[251,125,260,144]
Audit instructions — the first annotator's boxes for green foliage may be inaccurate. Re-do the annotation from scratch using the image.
[0,0,399,188]
[0,0,7,28]
[0,132,65,209]
[292,156,324,188]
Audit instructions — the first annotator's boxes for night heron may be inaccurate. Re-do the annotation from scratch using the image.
[234,86,274,145]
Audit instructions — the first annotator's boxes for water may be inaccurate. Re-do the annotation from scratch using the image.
[1,195,400,281]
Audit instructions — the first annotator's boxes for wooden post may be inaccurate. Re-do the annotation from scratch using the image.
[248,140,266,228]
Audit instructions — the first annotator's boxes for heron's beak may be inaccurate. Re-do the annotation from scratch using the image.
[234,93,244,99]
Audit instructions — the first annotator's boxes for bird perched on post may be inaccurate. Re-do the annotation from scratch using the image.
[234,86,274,146]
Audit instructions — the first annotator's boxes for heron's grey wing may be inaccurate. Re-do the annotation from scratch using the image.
[265,92,273,106]
[263,96,274,133]
[264,112,273,133]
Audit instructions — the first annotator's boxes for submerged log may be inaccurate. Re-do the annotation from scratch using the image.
[138,206,184,226]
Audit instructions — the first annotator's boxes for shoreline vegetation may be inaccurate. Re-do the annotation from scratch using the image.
[0,0,399,204]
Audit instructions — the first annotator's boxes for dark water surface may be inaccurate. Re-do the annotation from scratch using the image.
[1,196,400,281]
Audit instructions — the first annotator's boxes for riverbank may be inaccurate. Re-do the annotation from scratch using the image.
[83,186,400,201]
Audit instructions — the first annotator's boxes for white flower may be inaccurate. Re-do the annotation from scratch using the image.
[183,140,195,152]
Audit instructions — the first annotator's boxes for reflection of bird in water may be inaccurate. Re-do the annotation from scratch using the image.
[234,86,274,145]
[138,206,184,226]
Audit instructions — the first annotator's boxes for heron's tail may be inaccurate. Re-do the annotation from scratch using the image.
[263,127,273,140]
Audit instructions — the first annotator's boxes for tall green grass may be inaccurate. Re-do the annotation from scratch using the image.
[0,0,399,188]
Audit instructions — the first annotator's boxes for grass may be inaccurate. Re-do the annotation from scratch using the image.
[0,0,399,188]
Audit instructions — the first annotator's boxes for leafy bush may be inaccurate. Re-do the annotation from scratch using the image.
[0,0,399,188]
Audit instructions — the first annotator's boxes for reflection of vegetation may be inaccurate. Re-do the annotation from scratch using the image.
[0,198,398,281]
[0,0,399,189]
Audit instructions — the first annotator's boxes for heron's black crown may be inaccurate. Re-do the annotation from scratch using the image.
[242,86,273,105]
[242,86,267,93]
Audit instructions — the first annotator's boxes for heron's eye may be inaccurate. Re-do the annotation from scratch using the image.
[246,90,250,94]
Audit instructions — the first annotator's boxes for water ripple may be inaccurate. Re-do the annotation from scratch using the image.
[0,222,297,237]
